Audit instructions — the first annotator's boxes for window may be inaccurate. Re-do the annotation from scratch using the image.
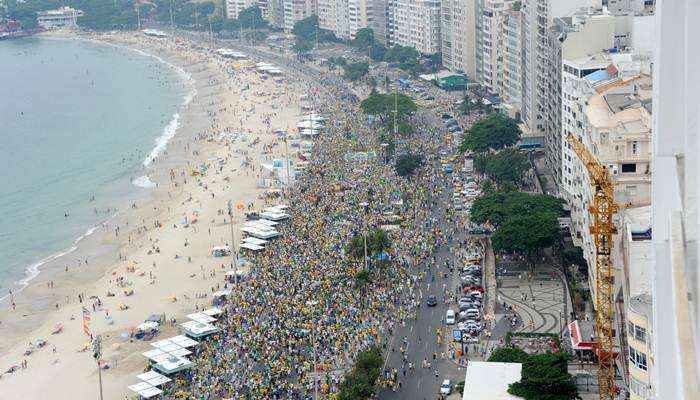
[632,140,639,155]
[629,347,648,371]
[630,376,650,398]
[635,325,646,343]
[621,163,637,173]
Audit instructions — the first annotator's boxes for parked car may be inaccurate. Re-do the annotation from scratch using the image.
[440,379,452,395]
[446,309,456,325]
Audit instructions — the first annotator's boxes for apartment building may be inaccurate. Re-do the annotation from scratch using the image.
[258,0,285,28]
[651,0,700,398]
[615,205,654,400]
[369,0,389,43]
[318,0,372,40]
[225,0,255,19]
[283,0,316,31]
[441,0,477,79]
[389,0,441,54]
[545,11,622,188]
[474,0,521,105]
[564,55,652,301]
[521,0,599,138]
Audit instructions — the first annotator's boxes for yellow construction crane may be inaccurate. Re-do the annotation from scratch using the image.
[567,134,619,400]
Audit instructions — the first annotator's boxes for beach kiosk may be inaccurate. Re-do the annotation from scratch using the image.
[180,320,219,339]
[153,355,193,375]
[240,242,265,251]
[137,370,172,387]
[186,312,217,324]
[128,381,163,399]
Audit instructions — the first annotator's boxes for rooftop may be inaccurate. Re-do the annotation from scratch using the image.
[462,361,523,400]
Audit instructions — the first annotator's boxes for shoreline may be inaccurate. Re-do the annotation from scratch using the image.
[0,33,196,304]
[0,29,306,399]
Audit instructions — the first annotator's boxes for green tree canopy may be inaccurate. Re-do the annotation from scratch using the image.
[470,191,564,227]
[474,148,529,185]
[491,211,562,259]
[347,228,392,259]
[292,15,336,53]
[384,45,420,63]
[343,61,370,81]
[351,27,374,48]
[488,347,530,363]
[337,347,384,400]
[395,154,423,177]
[508,353,580,400]
[360,92,417,124]
[460,113,522,153]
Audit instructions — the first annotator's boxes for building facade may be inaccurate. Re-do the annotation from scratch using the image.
[564,57,652,302]
[318,0,372,40]
[441,0,477,79]
[388,0,441,54]
[36,7,83,29]
[651,0,700,398]
[283,0,316,31]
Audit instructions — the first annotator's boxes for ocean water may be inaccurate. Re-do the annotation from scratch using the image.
[0,37,190,298]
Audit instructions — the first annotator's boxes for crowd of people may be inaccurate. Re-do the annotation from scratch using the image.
[163,45,469,400]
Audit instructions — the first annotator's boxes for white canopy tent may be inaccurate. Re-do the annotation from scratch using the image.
[260,211,290,221]
[243,236,268,246]
[180,321,219,339]
[142,349,170,363]
[153,355,193,375]
[255,219,278,227]
[241,226,280,239]
[128,382,164,399]
[169,335,199,348]
[187,312,217,324]
[137,370,172,387]
[240,242,265,251]
[201,307,223,317]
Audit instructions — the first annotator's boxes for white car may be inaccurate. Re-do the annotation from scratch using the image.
[440,379,452,395]
[446,309,456,325]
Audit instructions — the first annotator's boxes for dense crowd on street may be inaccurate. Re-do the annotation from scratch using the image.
[164,49,471,399]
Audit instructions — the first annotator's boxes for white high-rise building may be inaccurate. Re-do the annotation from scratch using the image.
[473,0,523,106]
[318,0,372,40]
[389,0,441,54]
[225,0,256,20]
[441,0,477,79]
[283,0,316,31]
[521,0,600,138]
[651,0,700,398]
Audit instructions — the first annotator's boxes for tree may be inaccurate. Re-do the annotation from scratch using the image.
[352,27,374,48]
[338,347,384,400]
[292,15,336,52]
[369,42,387,62]
[460,113,522,153]
[347,228,392,259]
[474,148,529,185]
[384,45,420,63]
[395,154,423,177]
[491,211,562,264]
[235,5,267,30]
[343,61,370,81]
[354,269,372,288]
[488,347,530,363]
[425,52,442,72]
[360,92,417,124]
[508,353,580,400]
[470,191,564,228]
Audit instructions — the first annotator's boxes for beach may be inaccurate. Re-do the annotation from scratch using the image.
[0,30,304,398]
